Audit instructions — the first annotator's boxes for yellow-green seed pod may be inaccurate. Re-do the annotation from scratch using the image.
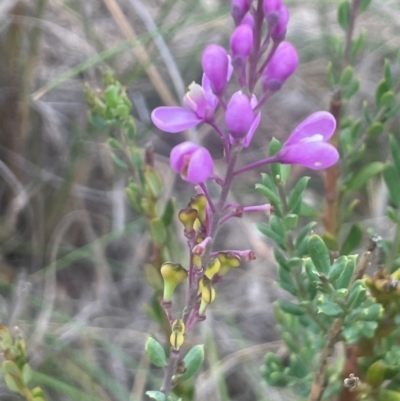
[205,258,221,280]
[170,320,185,350]
[178,208,198,232]
[189,194,208,225]
[199,277,216,304]
[192,254,202,270]
[161,263,188,302]
[217,252,241,276]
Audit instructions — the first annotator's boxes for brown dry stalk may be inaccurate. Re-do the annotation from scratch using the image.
[102,0,176,106]
[322,91,341,237]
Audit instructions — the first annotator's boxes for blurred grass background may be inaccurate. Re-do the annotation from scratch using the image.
[0,0,399,400]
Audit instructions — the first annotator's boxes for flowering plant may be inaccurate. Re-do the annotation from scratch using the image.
[142,0,400,400]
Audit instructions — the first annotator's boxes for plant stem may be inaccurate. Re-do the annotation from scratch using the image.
[161,349,180,396]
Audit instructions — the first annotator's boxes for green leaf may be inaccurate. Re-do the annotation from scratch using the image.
[327,62,336,86]
[347,280,367,308]
[389,135,400,175]
[146,391,166,401]
[335,256,355,289]
[363,100,372,123]
[340,223,363,255]
[289,354,308,378]
[2,361,20,376]
[304,258,320,283]
[269,138,283,184]
[179,345,205,382]
[108,137,121,149]
[384,164,400,206]
[384,59,393,87]
[343,78,360,99]
[21,364,32,384]
[144,263,164,291]
[329,256,348,284]
[343,162,386,191]
[338,0,351,30]
[387,206,400,224]
[379,91,396,109]
[276,299,304,316]
[255,184,280,206]
[4,373,23,394]
[288,177,310,211]
[351,30,365,58]
[104,85,120,108]
[111,153,128,170]
[360,303,383,321]
[359,0,372,11]
[268,371,288,387]
[308,234,331,275]
[149,218,167,246]
[144,167,163,199]
[339,66,354,86]
[145,337,167,368]
[161,198,175,227]
[317,295,343,317]
[273,248,290,270]
[270,215,286,239]
[375,79,390,106]
[277,264,297,295]
[366,122,384,137]
[257,223,286,249]
[295,221,317,248]
[283,214,298,230]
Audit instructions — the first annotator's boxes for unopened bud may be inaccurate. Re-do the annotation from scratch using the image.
[170,320,185,350]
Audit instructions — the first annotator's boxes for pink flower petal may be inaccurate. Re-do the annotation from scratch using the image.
[170,141,200,172]
[243,112,261,148]
[151,107,202,133]
[278,141,339,170]
[187,147,214,183]
[285,111,336,146]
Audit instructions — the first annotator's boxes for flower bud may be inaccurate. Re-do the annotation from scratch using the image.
[202,45,229,95]
[230,24,254,61]
[241,12,255,29]
[170,141,214,184]
[231,0,250,25]
[262,41,298,91]
[263,0,282,24]
[271,5,289,41]
[225,91,255,138]
[205,258,221,280]
[170,319,185,350]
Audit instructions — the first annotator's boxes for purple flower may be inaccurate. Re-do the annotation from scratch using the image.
[263,0,283,24]
[230,24,254,62]
[151,75,218,133]
[227,93,261,147]
[231,0,250,25]
[170,141,214,183]
[226,91,255,138]
[271,5,289,41]
[202,45,230,96]
[276,111,339,170]
[242,13,255,29]
[262,41,298,91]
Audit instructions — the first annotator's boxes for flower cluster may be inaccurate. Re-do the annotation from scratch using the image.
[152,0,338,183]
[148,0,340,395]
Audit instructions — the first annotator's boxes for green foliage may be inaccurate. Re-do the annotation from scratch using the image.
[146,337,168,368]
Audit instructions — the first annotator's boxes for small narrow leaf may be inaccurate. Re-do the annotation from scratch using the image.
[145,337,167,368]
[146,391,166,401]
[339,66,354,86]
[384,164,400,206]
[340,224,363,255]
[179,345,205,381]
[288,177,310,211]
[343,162,386,191]
[308,234,331,275]
[338,0,351,30]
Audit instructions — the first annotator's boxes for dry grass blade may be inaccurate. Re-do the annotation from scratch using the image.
[102,0,176,106]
